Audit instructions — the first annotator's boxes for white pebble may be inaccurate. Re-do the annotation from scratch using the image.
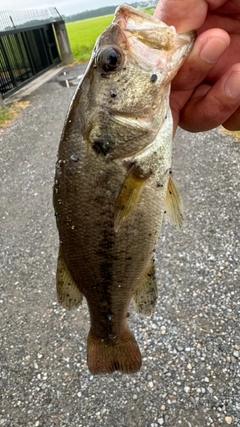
[233,350,239,358]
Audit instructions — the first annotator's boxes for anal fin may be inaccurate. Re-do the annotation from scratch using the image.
[133,259,157,316]
[114,163,151,232]
[164,175,183,230]
[56,247,83,310]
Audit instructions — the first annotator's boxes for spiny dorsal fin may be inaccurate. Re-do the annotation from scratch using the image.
[56,247,83,310]
[164,175,183,230]
[133,259,157,316]
[114,163,151,233]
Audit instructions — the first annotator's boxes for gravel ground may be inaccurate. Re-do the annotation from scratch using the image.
[0,64,239,427]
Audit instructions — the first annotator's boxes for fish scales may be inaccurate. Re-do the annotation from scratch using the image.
[53,4,194,374]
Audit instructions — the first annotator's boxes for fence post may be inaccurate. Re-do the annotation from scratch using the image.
[53,20,73,65]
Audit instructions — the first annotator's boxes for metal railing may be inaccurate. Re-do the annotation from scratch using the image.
[0,8,62,31]
[0,9,63,98]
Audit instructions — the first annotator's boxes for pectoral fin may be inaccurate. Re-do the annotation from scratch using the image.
[114,163,151,232]
[133,260,157,316]
[56,247,83,310]
[164,175,183,230]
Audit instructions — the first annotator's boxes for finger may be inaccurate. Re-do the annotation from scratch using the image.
[222,107,240,131]
[170,89,194,135]
[212,0,240,15]
[179,65,240,131]
[154,0,208,32]
[172,29,230,91]
[154,0,229,33]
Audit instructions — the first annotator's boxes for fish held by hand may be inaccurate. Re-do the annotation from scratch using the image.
[53,5,194,375]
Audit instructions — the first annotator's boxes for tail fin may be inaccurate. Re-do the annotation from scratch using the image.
[87,327,142,375]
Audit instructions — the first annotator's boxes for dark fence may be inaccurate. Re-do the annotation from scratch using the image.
[0,9,63,99]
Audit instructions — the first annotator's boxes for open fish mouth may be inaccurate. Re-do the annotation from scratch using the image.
[112,5,195,70]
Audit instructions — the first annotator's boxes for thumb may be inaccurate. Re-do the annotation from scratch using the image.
[154,0,210,33]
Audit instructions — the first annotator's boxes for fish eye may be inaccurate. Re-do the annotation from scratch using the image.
[97,46,123,72]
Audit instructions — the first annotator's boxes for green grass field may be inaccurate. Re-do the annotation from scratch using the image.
[66,15,113,62]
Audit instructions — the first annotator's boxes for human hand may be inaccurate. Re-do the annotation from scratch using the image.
[154,0,240,134]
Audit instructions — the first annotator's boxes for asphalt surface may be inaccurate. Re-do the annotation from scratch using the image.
[0,63,239,427]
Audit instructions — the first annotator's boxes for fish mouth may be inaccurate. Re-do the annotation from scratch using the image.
[113,5,195,70]
[115,5,177,50]
[94,5,194,72]
[114,5,194,47]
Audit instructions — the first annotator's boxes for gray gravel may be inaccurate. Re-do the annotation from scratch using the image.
[0,63,239,427]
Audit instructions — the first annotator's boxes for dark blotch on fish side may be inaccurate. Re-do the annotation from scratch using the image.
[151,74,158,82]
[93,140,112,156]
[70,154,79,162]
[110,90,117,98]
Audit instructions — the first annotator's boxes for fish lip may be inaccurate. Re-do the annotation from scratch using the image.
[114,4,170,30]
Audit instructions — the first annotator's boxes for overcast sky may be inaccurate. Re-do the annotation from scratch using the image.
[1,0,123,16]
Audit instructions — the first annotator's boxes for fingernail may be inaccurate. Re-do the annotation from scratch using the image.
[225,72,240,98]
[200,37,228,64]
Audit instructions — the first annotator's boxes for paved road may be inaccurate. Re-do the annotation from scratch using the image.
[0,64,239,427]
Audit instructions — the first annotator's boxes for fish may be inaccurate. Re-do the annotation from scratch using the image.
[53,4,195,375]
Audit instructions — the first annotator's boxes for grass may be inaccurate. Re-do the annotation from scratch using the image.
[0,101,29,132]
[226,130,240,140]
[220,126,240,140]
[66,15,113,62]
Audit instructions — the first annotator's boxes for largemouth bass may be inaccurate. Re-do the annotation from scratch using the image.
[53,5,194,375]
